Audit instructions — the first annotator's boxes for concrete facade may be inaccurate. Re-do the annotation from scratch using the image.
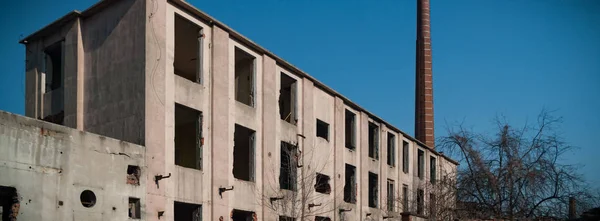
[0,111,145,221]
[15,0,458,220]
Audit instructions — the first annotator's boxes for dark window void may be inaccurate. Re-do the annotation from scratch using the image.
[44,41,64,91]
[430,156,436,184]
[175,104,203,170]
[129,198,141,219]
[403,141,409,173]
[175,201,202,221]
[0,186,19,221]
[316,119,329,141]
[345,110,356,150]
[430,193,436,219]
[280,141,297,191]
[174,14,202,83]
[402,185,409,212]
[315,173,331,194]
[279,73,297,125]
[235,47,255,107]
[233,124,255,181]
[315,217,331,221]
[368,122,379,159]
[418,149,425,179]
[127,165,141,185]
[417,189,424,215]
[80,190,96,208]
[387,133,395,166]
[279,216,295,221]
[387,179,394,211]
[368,172,378,208]
[231,209,255,221]
[344,164,357,203]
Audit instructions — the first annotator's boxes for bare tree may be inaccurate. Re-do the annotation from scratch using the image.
[439,110,597,220]
[257,141,340,221]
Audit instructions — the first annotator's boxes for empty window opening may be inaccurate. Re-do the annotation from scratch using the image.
[235,47,256,107]
[280,141,298,191]
[174,14,203,83]
[127,165,141,185]
[345,110,356,150]
[430,193,436,219]
[387,179,394,211]
[279,216,295,221]
[417,189,424,215]
[403,141,409,174]
[175,103,203,170]
[279,73,298,125]
[80,190,96,208]
[316,119,329,141]
[402,185,409,212]
[0,186,19,221]
[430,156,437,184]
[175,201,202,221]
[231,209,255,221]
[418,149,425,179]
[368,172,378,208]
[129,198,141,219]
[233,124,255,181]
[315,173,331,194]
[368,122,379,159]
[315,216,331,221]
[387,133,396,166]
[344,164,357,204]
[44,41,64,92]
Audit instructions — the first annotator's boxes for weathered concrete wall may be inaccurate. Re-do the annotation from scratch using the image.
[0,111,145,221]
[82,0,146,145]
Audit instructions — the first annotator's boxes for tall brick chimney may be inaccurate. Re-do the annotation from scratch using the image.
[415,0,435,147]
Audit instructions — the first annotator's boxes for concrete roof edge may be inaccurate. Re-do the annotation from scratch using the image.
[19,11,81,44]
[169,0,458,165]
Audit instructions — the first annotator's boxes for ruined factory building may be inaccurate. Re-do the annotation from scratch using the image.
[3,0,457,220]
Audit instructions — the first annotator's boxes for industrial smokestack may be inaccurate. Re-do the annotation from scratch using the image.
[569,197,577,220]
[415,0,435,147]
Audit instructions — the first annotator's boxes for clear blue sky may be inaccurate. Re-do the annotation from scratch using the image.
[0,0,598,184]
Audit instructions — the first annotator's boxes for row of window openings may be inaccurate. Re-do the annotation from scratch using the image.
[174,103,437,185]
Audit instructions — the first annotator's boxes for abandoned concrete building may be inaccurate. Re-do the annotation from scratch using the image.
[2,0,457,220]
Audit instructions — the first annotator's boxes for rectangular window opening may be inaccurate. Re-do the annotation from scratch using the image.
[344,164,357,204]
[128,198,141,219]
[126,165,141,185]
[175,103,203,170]
[403,141,409,174]
[315,173,331,194]
[0,186,18,221]
[345,110,356,150]
[279,73,297,125]
[316,119,329,141]
[387,179,394,212]
[233,124,256,181]
[174,201,202,221]
[315,216,331,221]
[280,141,298,191]
[368,122,379,159]
[231,209,255,221]
[402,185,409,212]
[42,40,65,125]
[279,216,296,221]
[418,149,425,179]
[174,14,203,83]
[235,47,256,107]
[430,156,437,184]
[430,193,436,219]
[387,133,396,166]
[417,189,424,215]
[368,172,378,208]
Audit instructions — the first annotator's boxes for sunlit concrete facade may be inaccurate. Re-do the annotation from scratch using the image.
[16,0,458,220]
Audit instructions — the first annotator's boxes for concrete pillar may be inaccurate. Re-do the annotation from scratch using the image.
[210,25,230,220]
[62,19,81,129]
[333,97,345,220]
[261,55,277,220]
